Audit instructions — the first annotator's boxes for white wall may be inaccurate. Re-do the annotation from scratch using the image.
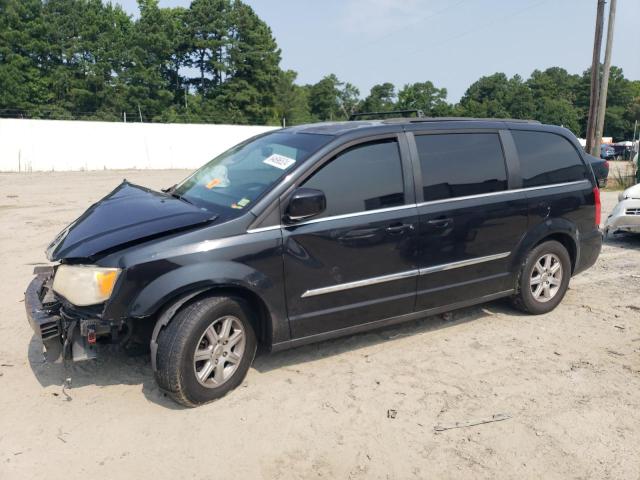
[0,119,278,172]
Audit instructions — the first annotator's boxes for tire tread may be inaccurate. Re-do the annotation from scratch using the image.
[154,296,252,407]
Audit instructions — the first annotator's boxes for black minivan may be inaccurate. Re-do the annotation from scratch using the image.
[26,117,602,406]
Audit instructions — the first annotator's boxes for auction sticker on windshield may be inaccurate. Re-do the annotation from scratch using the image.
[263,154,295,170]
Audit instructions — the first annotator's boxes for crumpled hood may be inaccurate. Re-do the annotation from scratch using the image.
[47,181,217,261]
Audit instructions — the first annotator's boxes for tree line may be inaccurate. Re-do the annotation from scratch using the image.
[1,0,639,140]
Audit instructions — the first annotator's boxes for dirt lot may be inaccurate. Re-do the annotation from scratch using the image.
[1,171,639,480]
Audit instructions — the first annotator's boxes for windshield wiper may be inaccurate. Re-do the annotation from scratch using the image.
[169,192,194,205]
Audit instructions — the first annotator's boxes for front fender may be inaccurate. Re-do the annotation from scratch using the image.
[128,260,274,318]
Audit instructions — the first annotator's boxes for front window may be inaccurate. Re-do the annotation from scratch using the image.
[174,132,332,213]
[302,139,405,218]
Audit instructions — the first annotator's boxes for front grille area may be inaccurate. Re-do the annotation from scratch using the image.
[40,319,61,340]
[626,208,640,216]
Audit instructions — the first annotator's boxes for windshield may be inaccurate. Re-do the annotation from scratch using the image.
[173,131,332,213]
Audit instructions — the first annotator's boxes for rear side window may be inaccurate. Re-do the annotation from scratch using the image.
[302,139,404,218]
[512,131,587,187]
[415,133,507,201]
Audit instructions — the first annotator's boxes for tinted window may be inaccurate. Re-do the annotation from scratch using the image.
[415,133,507,201]
[303,139,404,218]
[512,130,587,187]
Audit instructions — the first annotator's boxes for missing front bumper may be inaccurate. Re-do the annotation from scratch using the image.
[25,273,97,363]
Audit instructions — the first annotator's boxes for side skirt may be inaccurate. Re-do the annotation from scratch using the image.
[271,289,515,352]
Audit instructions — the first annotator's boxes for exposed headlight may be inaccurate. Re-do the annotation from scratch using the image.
[52,265,121,306]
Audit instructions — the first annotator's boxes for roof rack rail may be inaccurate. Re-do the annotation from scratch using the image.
[396,116,541,124]
[349,109,425,121]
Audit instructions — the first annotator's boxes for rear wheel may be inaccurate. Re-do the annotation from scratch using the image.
[155,295,257,407]
[511,240,571,314]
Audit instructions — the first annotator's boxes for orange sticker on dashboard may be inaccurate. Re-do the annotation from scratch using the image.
[206,178,221,189]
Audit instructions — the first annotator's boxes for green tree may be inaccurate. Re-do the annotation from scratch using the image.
[308,74,341,121]
[458,73,535,120]
[397,81,450,116]
[526,67,581,134]
[360,82,396,113]
[223,0,281,123]
[337,82,360,118]
[272,69,312,126]
[0,0,50,116]
[185,0,231,94]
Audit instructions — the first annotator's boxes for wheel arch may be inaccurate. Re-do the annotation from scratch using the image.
[147,283,275,372]
[511,220,580,285]
[533,232,577,273]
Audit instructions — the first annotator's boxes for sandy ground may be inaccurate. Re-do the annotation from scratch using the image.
[1,170,639,480]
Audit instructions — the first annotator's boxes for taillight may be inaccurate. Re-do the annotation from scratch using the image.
[604,161,609,170]
[593,186,601,227]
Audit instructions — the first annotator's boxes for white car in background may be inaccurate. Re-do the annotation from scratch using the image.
[605,182,640,235]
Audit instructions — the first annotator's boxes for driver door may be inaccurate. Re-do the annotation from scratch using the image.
[282,135,419,339]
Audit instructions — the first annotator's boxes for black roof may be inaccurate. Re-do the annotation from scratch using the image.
[284,117,542,136]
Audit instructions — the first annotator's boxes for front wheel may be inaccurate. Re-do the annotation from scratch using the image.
[154,295,257,407]
[511,240,571,314]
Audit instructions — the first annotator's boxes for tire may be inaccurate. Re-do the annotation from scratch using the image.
[511,240,571,315]
[154,295,257,407]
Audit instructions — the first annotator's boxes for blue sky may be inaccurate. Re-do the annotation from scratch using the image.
[114,0,640,102]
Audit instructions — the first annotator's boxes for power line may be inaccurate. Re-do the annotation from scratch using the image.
[333,0,470,62]
[404,0,552,57]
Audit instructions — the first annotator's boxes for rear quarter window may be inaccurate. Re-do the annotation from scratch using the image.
[512,131,588,188]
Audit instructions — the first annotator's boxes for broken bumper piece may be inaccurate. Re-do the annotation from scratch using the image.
[25,270,98,363]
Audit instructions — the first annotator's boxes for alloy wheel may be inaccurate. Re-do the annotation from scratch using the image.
[530,253,563,303]
[193,315,246,388]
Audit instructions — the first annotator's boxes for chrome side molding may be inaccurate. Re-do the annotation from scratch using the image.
[301,269,419,298]
[301,251,511,298]
[418,252,510,275]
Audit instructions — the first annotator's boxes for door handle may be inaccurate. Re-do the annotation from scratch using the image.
[385,223,413,234]
[427,217,453,228]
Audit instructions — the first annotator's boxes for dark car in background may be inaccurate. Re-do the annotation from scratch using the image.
[25,117,602,406]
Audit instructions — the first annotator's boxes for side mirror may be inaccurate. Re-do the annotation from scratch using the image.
[286,188,326,222]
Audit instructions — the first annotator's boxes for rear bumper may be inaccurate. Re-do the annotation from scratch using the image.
[574,229,603,275]
[25,275,64,362]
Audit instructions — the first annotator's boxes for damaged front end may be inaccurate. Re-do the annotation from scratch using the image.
[605,183,640,235]
[25,265,122,363]
[25,181,223,363]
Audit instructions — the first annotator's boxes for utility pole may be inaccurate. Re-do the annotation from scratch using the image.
[594,0,617,155]
[585,0,606,155]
